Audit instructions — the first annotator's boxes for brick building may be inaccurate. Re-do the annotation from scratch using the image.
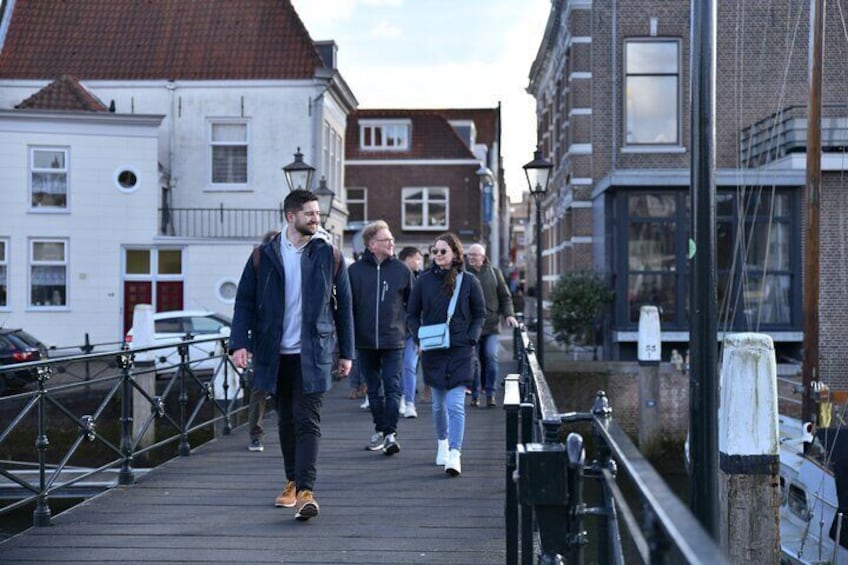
[527,1,848,381]
[344,108,504,264]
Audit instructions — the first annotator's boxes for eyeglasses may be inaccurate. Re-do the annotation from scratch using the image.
[374,238,395,244]
[431,248,450,256]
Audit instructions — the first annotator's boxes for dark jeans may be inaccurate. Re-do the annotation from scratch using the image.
[359,348,403,436]
[275,354,323,492]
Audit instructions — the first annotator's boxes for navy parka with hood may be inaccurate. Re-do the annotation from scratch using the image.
[230,232,354,395]
[406,264,486,391]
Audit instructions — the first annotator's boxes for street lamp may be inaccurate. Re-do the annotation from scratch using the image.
[282,147,315,192]
[523,147,553,369]
[313,176,335,227]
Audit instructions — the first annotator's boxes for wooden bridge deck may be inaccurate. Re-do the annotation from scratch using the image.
[1,352,514,564]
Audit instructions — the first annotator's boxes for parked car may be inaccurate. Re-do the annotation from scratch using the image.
[125,310,233,375]
[0,328,49,395]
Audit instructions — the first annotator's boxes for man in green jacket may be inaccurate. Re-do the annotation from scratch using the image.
[465,244,518,407]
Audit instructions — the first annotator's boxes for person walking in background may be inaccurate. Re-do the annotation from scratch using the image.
[230,189,353,521]
[398,246,423,419]
[244,229,278,453]
[348,221,414,455]
[407,233,485,476]
[465,244,519,408]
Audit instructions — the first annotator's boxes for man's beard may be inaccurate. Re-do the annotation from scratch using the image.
[295,220,318,237]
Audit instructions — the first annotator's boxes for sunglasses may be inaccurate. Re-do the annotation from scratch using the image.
[431,248,450,256]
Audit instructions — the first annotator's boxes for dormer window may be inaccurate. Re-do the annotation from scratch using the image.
[359,120,411,151]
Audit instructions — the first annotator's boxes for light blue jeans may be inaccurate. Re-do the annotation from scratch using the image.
[402,336,418,403]
[431,385,466,451]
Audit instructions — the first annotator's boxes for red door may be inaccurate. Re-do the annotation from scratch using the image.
[123,281,152,334]
[156,281,184,313]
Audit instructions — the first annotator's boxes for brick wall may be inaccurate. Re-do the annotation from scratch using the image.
[345,163,482,245]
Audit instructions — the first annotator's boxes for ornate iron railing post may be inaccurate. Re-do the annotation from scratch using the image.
[566,432,587,564]
[592,391,613,564]
[177,337,191,456]
[221,337,233,435]
[118,344,136,485]
[33,364,53,527]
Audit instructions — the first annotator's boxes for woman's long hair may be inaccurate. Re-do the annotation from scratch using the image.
[432,232,464,295]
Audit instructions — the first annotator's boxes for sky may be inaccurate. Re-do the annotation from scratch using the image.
[290,0,552,203]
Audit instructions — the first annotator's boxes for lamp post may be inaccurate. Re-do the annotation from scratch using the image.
[523,147,553,369]
[282,147,315,192]
[313,176,335,228]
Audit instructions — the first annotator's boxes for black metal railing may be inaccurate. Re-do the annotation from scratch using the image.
[739,103,848,167]
[0,335,247,528]
[159,204,282,238]
[505,323,725,564]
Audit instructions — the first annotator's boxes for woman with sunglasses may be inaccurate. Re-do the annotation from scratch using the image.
[406,233,486,476]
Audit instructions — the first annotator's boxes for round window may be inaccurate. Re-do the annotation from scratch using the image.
[217,279,238,303]
[114,167,141,193]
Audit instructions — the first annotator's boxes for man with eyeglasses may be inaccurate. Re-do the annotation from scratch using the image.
[465,243,518,407]
[347,220,414,455]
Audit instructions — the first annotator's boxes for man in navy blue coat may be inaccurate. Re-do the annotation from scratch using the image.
[230,189,354,521]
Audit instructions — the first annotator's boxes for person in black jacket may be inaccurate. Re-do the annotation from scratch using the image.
[406,233,486,476]
[348,220,414,455]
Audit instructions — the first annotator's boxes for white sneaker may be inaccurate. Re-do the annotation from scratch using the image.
[404,402,418,419]
[436,439,449,466]
[398,395,406,415]
[445,449,461,476]
[359,396,370,410]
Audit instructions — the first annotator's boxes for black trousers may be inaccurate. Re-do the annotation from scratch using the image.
[275,354,323,492]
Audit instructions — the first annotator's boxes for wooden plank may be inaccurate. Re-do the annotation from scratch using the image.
[1,349,514,564]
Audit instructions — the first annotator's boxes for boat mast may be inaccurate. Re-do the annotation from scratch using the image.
[802,0,824,429]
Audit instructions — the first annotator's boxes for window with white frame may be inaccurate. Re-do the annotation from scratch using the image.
[322,122,344,191]
[346,187,367,223]
[624,39,680,145]
[30,147,69,209]
[402,187,448,230]
[360,120,410,151]
[30,239,68,308]
[0,239,7,307]
[209,120,249,186]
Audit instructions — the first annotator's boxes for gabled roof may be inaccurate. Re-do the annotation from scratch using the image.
[346,109,485,161]
[0,0,325,80]
[15,75,108,112]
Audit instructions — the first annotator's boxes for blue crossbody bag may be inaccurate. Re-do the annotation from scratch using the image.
[418,273,463,351]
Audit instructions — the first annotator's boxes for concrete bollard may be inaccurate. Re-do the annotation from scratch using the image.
[718,333,780,564]
[638,305,661,456]
[130,304,157,448]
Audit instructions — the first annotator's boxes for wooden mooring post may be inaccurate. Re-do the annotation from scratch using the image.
[638,305,661,456]
[718,333,780,563]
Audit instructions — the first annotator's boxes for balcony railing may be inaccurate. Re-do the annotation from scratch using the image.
[159,205,282,239]
[739,104,848,167]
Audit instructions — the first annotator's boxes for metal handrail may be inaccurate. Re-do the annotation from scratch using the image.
[505,323,726,564]
[0,335,247,528]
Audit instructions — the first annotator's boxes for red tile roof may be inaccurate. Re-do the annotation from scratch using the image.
[15,75,108,111]
[0,0,325,80]
[346,109,485,160]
